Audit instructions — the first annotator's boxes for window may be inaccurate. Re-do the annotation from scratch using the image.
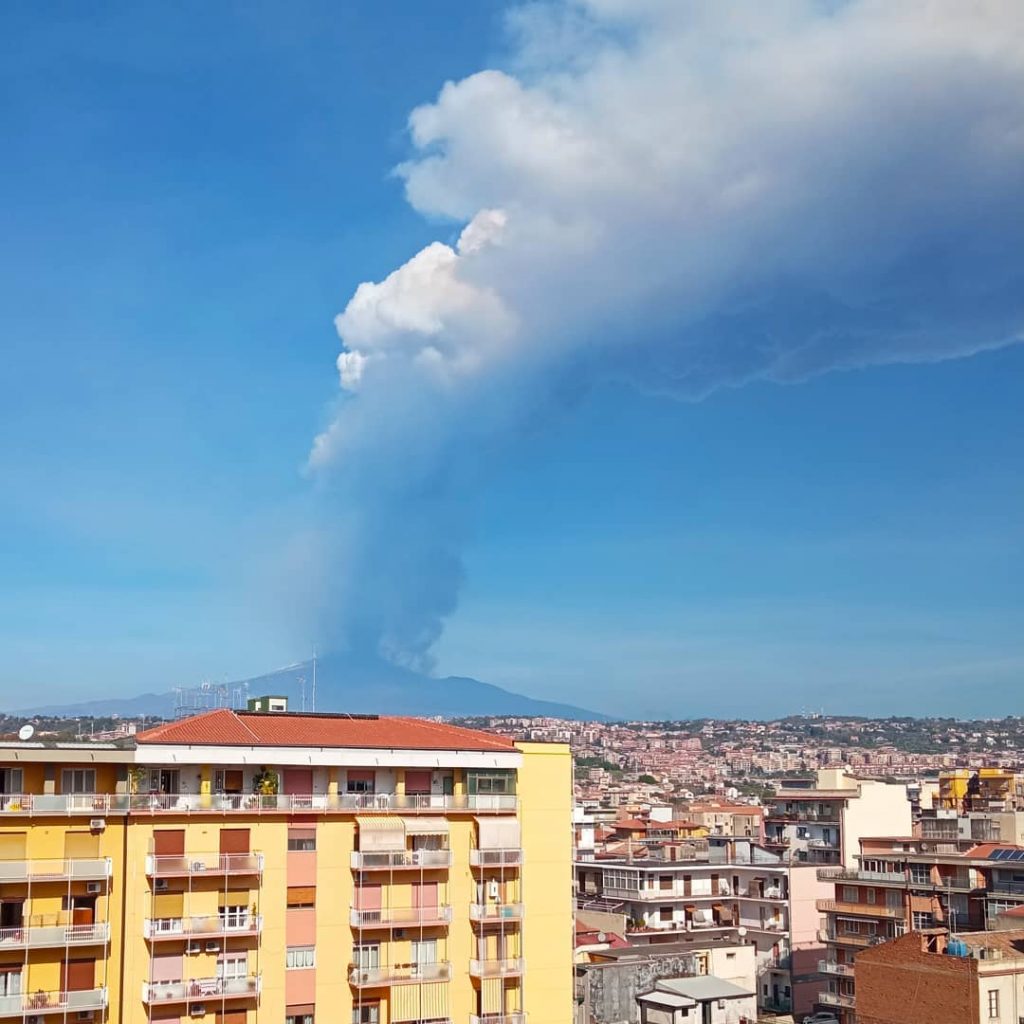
[61,770,96,794]
[0,769,23,795]
[842,886,858,903]
[988,989,999,1019]
[659,907,673,922]
[287,1016,313,1024]
[219,906,250,931]
[287,887,315,909]
[286,947,315,970]
[910,864,931,885]
[659,875,672,891]
[216,954,247,980]
[346,771,375,794]
[287,828,316,852]
[354,944,380,971]
[866,888,877,904]
[411,938,437,973]
[886,890,902,910]
[466,770,516,795]
[352,1005,379,1024]
[912,911,935,930]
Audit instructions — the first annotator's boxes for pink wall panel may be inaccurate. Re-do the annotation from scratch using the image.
[287,850,317,886]
[285,968,316,1006]
[286,907,317,945]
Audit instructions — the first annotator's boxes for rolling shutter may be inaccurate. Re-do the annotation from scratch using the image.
[481,978,503,1014]
[218,890,250,908]
[152,892,184,918]
[219,829,250,854]
[0,833,27,860]
[153,830,185,856]
[64,832,100,859]
[391,982,449,1022]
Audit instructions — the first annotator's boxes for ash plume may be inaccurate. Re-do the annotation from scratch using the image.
[304,0,1024,667]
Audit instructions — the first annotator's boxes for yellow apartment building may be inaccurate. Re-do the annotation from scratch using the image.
[0,708,573,1024]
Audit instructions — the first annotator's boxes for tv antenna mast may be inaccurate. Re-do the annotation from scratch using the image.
[311,648,317,713]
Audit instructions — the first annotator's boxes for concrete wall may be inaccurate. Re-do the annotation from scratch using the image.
[578,956,698,1024]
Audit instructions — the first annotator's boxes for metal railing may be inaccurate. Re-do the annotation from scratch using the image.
[349,906,453,927]
[142,976,261,1003]
[0,792,518,815]
[819,991,857,1009]
[990,880,1024,896]
[0,923,109,949]
[824,931,886,947]
[470,849,523,868]
[0,858,111,882]
[470,1015,526,1024]
[469,958,525,978]
[470,902,524,922]
[143,915,262,940]
[347,962,451,986]
[817,867,905,884]
[818,960,855,977]
[0,989,108,1015]
[350,850,452,870]
[816,899,902,918]
[145,853,264,876]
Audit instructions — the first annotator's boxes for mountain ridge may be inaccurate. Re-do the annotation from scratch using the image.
[14,653,606,721]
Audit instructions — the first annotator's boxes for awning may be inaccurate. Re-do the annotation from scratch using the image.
[404,817,449,836]
[476,816,521,850]
[637,992,695,1010]
[356,815,406,851]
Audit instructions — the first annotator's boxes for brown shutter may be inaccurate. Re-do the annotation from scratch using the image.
[0,833,27,860]
[64,832,100,859]
[404,770,431,795]
[218,890,249,908]
[286,886,315,907]
[216,1012,246,1024]
[219,829,250,854]
[153,830,185,856]
[62,959,95,992]
[152,892,185,918]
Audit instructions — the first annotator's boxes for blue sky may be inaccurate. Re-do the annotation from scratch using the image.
[1,2,1022,717]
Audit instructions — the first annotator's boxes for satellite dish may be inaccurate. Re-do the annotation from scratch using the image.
[18,724,34,741]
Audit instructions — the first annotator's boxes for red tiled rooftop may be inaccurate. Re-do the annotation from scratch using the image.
[136,708,516,752]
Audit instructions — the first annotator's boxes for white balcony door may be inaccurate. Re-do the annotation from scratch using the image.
[411,939,436,974]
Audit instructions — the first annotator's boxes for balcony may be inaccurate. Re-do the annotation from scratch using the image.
[143,916,263,941]
[470,1015,526,1024]
[819,960,856,977]
[142,976,261,1004]
[350,850,453,871]
[0,989,107,1016]
[817,899,902,918]
[0,792,518,817]
[348,962,451,987]
[824,932,886,948]
[0,858,111,883]
[470,903,524,923]
[0,923,110,950]
[817,868,905,884]
[990,880,1024,896]
[469,958,525,978]
[350,906,453,928]
[470,849,523,868]
[146,853,264,877]
[820,991,857,1010]
[766,806,841,823]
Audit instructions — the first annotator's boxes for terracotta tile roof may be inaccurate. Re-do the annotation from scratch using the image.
[136,708,516,752]
[959,929,1024,959]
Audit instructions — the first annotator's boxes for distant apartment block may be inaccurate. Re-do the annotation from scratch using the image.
[764,769,912,867]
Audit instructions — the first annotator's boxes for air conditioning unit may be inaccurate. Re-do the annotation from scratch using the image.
[77,1012,93,1021]
[411,850,421,865]
[205,941,220,952]
[192,861,207,872]
[154,879,169,891]
[89,819,106,831]
[187,942,201,954]
[190,1004,206,1017]
[86,882,102,894]
[27,1015,41,1024]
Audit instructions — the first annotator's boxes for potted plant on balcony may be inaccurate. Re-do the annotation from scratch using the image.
[250,768,278,807]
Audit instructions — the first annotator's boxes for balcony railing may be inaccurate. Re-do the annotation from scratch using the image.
[817,899,902,918]
[470,1014,526,1024]
[817,868,905,884]
[142,976,261,1003]
[820,991,857,1009]
[470,902,524,922]
[143,915,262,940]
[990,880,1024,896]
[0,858,111,883]
[146,853,264,877]
[348,962,451,987]
[0,989,108,1015]
[0,792,518,816]
[819,960,856,977]
[824,931,886,948]
[766,807,842,823]
[350,906,453,928]
[469,958,525,978]
[0,923,109,950]
[470,849,523,868]
[350,850,453,871]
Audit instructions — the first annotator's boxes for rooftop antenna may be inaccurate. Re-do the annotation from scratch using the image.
[312,648,317,713]
[298,676,306,713]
